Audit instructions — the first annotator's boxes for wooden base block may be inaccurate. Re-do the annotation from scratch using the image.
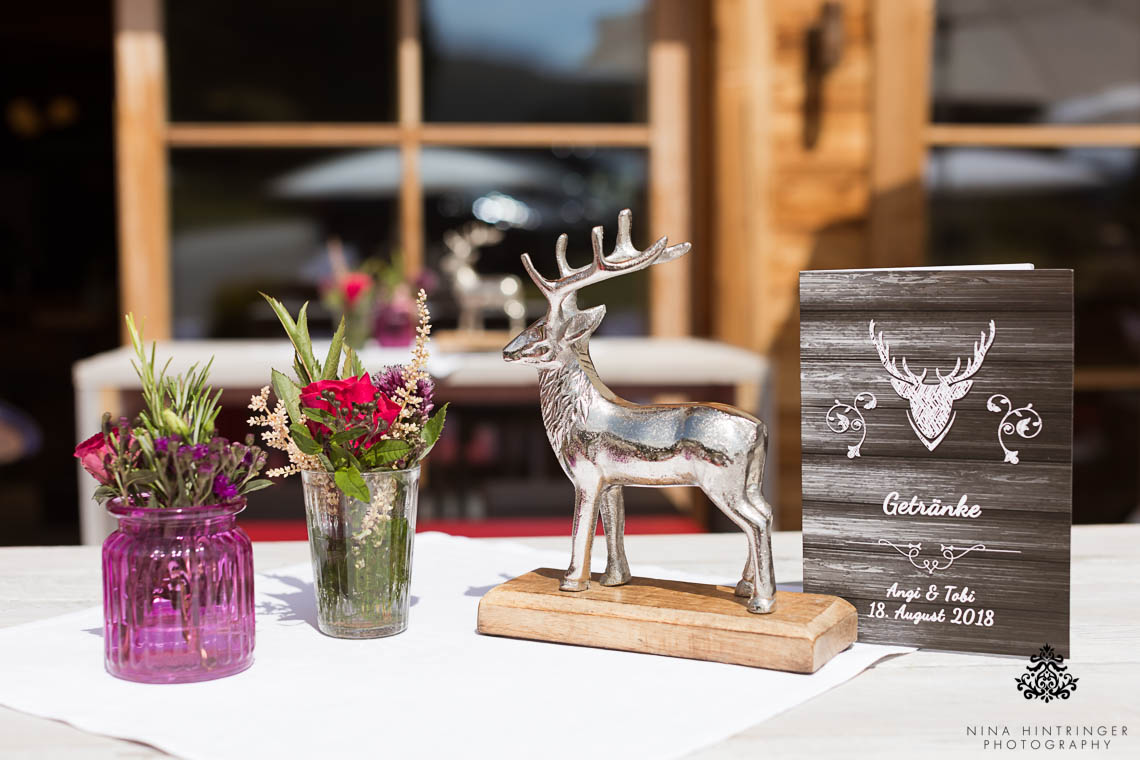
[477,568,858,673]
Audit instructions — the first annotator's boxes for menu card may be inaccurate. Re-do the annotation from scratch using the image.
[800,268,1072,656]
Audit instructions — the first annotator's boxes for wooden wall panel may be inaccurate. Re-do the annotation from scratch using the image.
[710,0,771,355]
[869,0,933,268]
[711,0,875,529]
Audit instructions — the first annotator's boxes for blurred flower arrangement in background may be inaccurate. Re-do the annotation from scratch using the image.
[319,238,436,350]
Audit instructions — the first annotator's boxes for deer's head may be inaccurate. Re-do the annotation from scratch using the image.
[503,210,690,368]
[441,222,504,272]
[869,319,996,451]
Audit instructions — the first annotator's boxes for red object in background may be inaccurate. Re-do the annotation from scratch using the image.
[241,515,703,541]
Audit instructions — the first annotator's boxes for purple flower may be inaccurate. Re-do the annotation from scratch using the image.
[213,474,239,502]
[192,443,209,460]
[154,436,170,453]
[372,366,436,418]
[372,365,404,397]
[416,376,435,416]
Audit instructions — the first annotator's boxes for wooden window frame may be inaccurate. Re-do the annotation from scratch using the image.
[113,0,695,341]
[872,0,1140,392]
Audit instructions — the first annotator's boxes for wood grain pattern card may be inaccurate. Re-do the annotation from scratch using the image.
[799,269,1073,656]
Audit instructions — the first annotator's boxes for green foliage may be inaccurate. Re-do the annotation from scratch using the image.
[272,369,303,425]
[419,403,448,459]
[322,318,346,381]
[74,315,273,508]
[261,293,321,384]
[259,292,447,503]
[334,468,370,502]
[126,313,222,445]
[359,439,411,469]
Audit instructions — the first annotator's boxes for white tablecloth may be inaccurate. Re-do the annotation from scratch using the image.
[0,533,910,760]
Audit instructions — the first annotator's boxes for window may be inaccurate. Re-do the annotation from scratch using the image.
[113,0,693,339]
[918,0,1140,522]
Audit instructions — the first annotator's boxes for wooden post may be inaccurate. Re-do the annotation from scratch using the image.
[869,0,934,268]
[398,0,423,277]
[709,0,771,352]
[114,0,171,340]
[648,0,693,337]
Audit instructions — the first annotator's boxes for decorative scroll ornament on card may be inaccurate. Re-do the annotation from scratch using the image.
[825,392,876,457]
[853,539,1021,575]
[869,319,996,451]
[987,394,1043,465]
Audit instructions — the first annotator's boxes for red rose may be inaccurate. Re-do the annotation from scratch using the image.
[342,272,372,306]
[74,428,126,485]
[299,374,400,445]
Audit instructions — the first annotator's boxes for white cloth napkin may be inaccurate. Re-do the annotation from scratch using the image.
[0,533,912,759]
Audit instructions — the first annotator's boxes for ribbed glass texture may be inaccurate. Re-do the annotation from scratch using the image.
[301,467,419,638]
[101,501,255,683]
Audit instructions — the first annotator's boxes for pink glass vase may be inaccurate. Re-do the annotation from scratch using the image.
[374,304,415,347]
[101,500,255,683]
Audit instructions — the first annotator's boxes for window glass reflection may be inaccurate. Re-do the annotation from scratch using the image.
[927,146,1140,525]
[170,149,399,338]
[927,146,1140,366]
[166,0,397,122]
[422,0,648,123]
[423,147,648,333]
[932,0,1140,124]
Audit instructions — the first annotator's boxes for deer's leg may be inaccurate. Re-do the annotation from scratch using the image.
[599,486,631,586]
[739,496,776,613]
[734,554,755,598]
[734,495,775,599]
[562,483,602,592]
[705,488,775,614]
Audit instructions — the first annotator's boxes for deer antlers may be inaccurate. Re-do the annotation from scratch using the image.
[521,210,691,304]
[869,320,927,387]
[937,320,996,384]
[869,319,996,387]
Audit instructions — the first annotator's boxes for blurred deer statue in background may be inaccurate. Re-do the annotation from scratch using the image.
[441,222,526,334]
[502,210,776,613]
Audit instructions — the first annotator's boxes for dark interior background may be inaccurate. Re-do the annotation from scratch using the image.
[0,2,119,543]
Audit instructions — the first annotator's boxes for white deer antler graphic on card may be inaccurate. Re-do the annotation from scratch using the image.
[869,319,996,451]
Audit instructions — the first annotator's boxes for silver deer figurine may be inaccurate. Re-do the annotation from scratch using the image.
[441,222,527,334]
[870,319,996,451]
[502,210,776,613]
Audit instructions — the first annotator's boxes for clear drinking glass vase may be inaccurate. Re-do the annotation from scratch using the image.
[301,467,419,638]
[101,500,255,683]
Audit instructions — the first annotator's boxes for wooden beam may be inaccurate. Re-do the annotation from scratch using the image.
[927,123,1140,147]
[165,123,650,148]
[167,123,402,146]
[419,123,650,147]
[648,0,693,337]
[398,0,423,276]
[114,0,171,340]
[869,0,933,268]
[165,123,651,148]
[1074,367,1140,392]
